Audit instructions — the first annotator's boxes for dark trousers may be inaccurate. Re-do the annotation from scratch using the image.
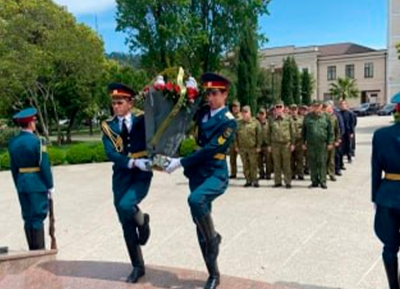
[341,134,352,163]
[18,191,48,230]
[335,145,342,173]
[374,205,400,264]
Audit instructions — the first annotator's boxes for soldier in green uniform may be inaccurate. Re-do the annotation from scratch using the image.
[289,104,305,180]
[165,73,237,289]
[302,100,333,189]
[267,101,295,189]
[236,106,262,187]
[228,100,241,179]
[323,101,340,182]
[257,108,273,180]
[101,83,152,283]
[8,107,54,250]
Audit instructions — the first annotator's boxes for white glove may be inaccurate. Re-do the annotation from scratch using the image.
[165,158,182,174]
[135,158,151,171]
[48,188,55,199]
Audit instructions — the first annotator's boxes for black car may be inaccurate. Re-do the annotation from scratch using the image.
[377,103,395,116]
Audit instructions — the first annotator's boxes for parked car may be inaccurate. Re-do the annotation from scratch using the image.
[352,103,380,116]
[377,103,395,116]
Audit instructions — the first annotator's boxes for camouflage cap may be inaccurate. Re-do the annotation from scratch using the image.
[274,100,284,107]
[258,107,267,114]
[289,104,298,110]
[299,105,308,110]
[232,99,240,107]
[311,99,323,106]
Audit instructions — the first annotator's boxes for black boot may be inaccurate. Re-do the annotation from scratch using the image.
[196,214,221,289]
[24,226,33,250]
[133,210,150,246]
[124,228,145,283]
[30,227,45,250]
[383,260,400,289]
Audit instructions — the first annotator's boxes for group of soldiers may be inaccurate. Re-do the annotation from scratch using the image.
[230,99,357,189]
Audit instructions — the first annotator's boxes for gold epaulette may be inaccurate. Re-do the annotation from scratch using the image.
[101,121,124,153]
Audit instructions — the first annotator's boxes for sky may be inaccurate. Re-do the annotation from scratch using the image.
[53,0,388,54]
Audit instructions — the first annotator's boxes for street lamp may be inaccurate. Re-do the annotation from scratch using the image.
[270,63,276,102]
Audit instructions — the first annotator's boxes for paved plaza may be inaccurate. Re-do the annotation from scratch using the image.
[0,115,394,289]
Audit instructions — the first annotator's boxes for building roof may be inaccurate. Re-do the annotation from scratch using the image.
[317,43,377,56]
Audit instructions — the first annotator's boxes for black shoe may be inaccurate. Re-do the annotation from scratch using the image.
[273,184,282,188]
[138,214,150,246]
[253,182,260,188]
[265,174,272,180]
[308,183,318,188]
[204,275,220,289]
[30,227,45,250]
[383,260,400,289]
[320,183,327,189]
[329,175,337,181]
[259,174,266,180]
[298,175,304,180]
[286,184,292,189]
[304,169,309,175]
[341,166,346,171]
[243,182,252,187]
[229,175,236,179]
[292,175,296,180]
[126,267,145,283]
[335,171,342,176]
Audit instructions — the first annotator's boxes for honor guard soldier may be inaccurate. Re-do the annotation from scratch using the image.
[165,73,237,289]
[8,107,54,250]
[372,103,400,289]
[101,83,152,283]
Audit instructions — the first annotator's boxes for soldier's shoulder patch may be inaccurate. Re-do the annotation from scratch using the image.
[223,127,233,139]
[218,135,226,145]
[225,111,234,120]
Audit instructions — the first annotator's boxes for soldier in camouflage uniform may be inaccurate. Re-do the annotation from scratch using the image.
[257,108,273,180]
[229,100,242,178]
[302,100,334,189]
[323,101,341,182]
[236,106,262,187]
[267,101,295,189]
[289,104,305,180]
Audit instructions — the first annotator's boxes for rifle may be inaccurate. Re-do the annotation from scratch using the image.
[48,194,57,250]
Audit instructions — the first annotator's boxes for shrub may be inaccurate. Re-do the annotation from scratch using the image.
[179,137,198,157]
[0,153,11,170]
[0,127,19,148]
[91,143,108,162]
[48,147,66,166]
[66,144,93,164]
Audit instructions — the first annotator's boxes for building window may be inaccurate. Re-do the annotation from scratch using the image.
[327,66,336,81]
[345,64,355,78]
[364,62,374,78]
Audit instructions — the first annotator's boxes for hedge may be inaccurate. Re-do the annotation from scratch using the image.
[48,147,66,166]
[91,143,108,162]
[66,144,94,164]
[0,152,11,170]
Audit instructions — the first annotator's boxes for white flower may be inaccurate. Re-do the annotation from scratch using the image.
[185,77,198,90]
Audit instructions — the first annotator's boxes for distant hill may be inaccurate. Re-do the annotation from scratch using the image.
[106,52,141,69]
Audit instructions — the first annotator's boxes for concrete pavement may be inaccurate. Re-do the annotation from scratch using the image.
[0,115,394,289]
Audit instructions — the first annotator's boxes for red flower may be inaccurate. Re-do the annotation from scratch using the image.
[174,84,181,94]
[165,82,174,91]
[186,87,199,100]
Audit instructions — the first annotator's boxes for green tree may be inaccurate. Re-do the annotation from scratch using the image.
[329,77,359,100]
[0,0,105,143]
[116,0,270,75]
[291,58,300,104]
[397,42,400,58]
[300,70,314,105]
[237,24,258,113]
[280,57,293,105]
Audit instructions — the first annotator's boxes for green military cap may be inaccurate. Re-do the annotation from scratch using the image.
[241,105,251,112]
[289,104,298,110]
[259,107,267,114]
[274,100,284,107]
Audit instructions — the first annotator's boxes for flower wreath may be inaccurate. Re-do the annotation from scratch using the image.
[142,73,202,105]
